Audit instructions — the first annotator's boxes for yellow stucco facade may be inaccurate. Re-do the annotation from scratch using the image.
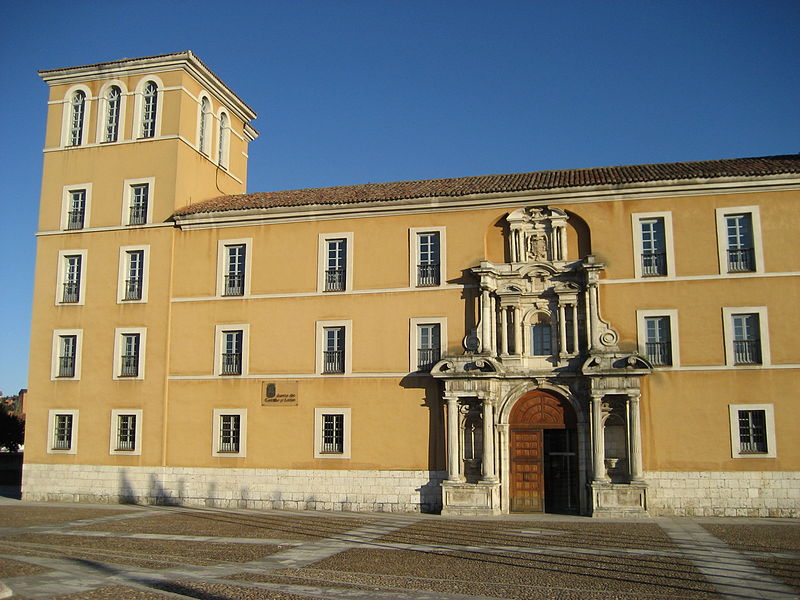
[24,53,800,517]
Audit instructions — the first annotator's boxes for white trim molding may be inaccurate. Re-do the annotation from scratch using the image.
[60,183,92,230]
[112,327,147,381]
[314,407,351,459]
[715,205,765,275]
[722,306,770,367]
[51,329,83,381]
[47,409,78,455]
[121,177,155,226]
[636,309,680,368]
[55,249,87,306]
[728,403,776,459]
[213,324,250,376]
[317,232,354,293]
[409,226,446,288]
[315,320,353,375]
[216,238,252,297]
[109,409,143,456]
[212,408,247,458]
[409,317,447,373]
[116,245,150,304]
[631,211,675,279]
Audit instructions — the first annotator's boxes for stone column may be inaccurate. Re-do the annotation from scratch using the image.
[571,304,579,354]
[513,306,523,355]
[558,304,567,358]
[489,295,497,355]
[500,307,509,356]
[480,289,490,353]
[591,393,609,482]
[446,396,461,481]
[627,392,644,482]
[481,399,498,482]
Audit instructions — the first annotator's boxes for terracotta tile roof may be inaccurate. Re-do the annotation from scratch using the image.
[173,154,800,217]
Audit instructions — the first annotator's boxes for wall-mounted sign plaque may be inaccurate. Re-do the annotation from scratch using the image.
[261,380,299,406]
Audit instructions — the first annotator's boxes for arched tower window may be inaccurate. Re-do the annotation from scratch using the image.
[218,112,229,168]
[105,86,121,142]
[140,81,158,138]
[69,90,86,146]
[199,96,210,154]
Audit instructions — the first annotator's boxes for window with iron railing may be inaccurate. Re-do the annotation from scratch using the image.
[727,247,755,272]
[116,414,136,451]
[62,255,81,303]
[639,217,667,277]
[320,414,344,453]
[417,231,440,286]
[324,239,347,291]
[732,313,761,365]
[417,323,441,370]
[124,250,144,300]
[218,415,240,453]
[323,327,345,373]
[129,184,148,225]
[67,189,85,230]
[224,244,246,296]
[641,252,667,277]
[725,214,756,273]
[221,330,243,375]
[120,334,140,377]
[644,316,672,366]
[53,414,73,450]
[58,335,77,377]
[738,409,767,453]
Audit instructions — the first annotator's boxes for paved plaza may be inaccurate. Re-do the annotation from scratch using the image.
[0,498,797,600]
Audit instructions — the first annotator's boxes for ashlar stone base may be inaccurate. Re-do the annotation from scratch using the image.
[590,481,649,517]
[441,480,501,515]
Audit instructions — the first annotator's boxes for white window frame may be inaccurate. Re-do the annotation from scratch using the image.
[409,317,447,372]
[116,245,150,304]
[109,409,143,456]
[60,85,92,148]
[213,324,250,376]
[133,77,163,139]
[197,93,213,155]
[728,403,776,459]
[121,177,155,226]
[113,327,147,381]
[217,110,230,168]
[636,309,680,368]
[715,206,764,275]
[631,212,675,279]
[314,407,351,459]
[212,408,247,458]
[51,329,83,380]
[722,306,770,367]
[216,238,252,297]
[55,249,87,306]
[409,227,446,288]
[47,409,78,455]
[60,183,92,230]
[315,320,352,375]
[317,232,354,293]
[95,81,128,144]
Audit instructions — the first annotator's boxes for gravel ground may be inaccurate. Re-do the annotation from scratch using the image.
[699,523,800,553]
[43,585,174,600]
[151,580,323,599]
[303,548,720,598]
[381,520,675,551]
[75,510,375,540]
[0,556,51,578]
[2,533,286,567]
[0,506,139,528]
[752,557,800,590]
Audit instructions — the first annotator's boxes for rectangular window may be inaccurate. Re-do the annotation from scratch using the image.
[53,414,73,450]
[314,408,351,459]
[729,404,776,458]
[221,330,243,375]
[115,414,137,451]
[644,316,672,366]
[323,326,345,373]
[48,409,78,454]
[417,323,441,370]
[124,250,144,301]
[417,231,441,286]
[129,184,149,225]
[218,414,240,453]
[640,217,666,276]
[58,335,77,377]
[725,214,755,272]
[224,244,246,296]
[62,254,82,303]
[531,323,552,356]
[67,189,86,230]
[731,313,761,365]
[324,238,347,292]
[120,333,140,377]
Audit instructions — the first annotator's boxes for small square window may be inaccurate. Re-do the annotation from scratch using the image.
[110,410,142,455]
[314,408,351,459]
[729,404,776,458]
[212,409,247,458]
[48,410,78,454]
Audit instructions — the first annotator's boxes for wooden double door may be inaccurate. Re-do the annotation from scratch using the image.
[509,391,578,513]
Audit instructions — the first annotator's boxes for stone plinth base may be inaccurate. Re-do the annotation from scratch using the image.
[441,480,501,515]
[591,481,648,517]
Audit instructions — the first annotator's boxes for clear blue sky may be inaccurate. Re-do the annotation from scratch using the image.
[0,0,798,395]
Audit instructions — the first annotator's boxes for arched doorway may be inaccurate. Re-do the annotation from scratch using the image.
[509,390,578,513]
